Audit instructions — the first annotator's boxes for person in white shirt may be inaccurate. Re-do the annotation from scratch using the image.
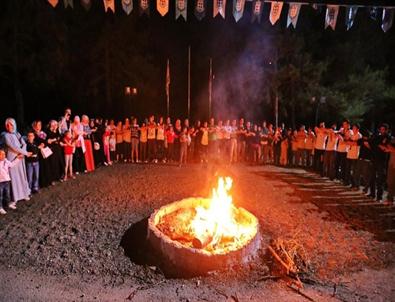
[345,124,362,188]
[323,123,338,180]
[0,149,22,214]
[335,119,353,182]
[314,122,328,175]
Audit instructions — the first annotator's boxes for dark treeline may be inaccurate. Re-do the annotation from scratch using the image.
[0,0,394,130]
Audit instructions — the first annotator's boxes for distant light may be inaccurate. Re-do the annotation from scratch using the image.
[125,86,138,96]
[269,61,272,65]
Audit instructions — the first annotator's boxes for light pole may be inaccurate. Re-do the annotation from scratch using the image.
[314,96,326,126]
[125,86,138,116]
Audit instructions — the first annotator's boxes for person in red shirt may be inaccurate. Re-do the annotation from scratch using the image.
[62,130,75,180]
[166,126,176,162]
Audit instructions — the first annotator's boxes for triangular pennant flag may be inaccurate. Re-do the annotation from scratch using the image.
[312,3,324,13]
[175,0,187,20]
[64,0,74,9]
[233,0,245,22]
[140,0,150,16]
[325,5,339,30]
[81,0,91,11]
[214,0,226,19]
[287,3,301,28]
[122,0,133,15]
[194,0,206,20]
[48,0,59,8]
[103,0,115,13]
[345,6,358,31]
[369,7,379,21]
[157,0,169,16]
[251,0,263,24]
[382,8,394,32]
[269,1,283,25]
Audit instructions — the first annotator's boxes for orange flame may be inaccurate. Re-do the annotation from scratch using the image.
[190,177,254,251]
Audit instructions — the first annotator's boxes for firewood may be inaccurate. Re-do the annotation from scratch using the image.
[192,232,213,249]
[287,283,315,302]
[268,245,293,275]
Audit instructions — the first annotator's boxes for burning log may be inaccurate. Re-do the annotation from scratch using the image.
[192,232,213,249]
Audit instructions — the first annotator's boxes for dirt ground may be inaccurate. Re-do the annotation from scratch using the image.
[0,163,394,302]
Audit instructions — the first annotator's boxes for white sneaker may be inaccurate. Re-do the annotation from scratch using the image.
[0,208,6,215]
[9,202,17,210]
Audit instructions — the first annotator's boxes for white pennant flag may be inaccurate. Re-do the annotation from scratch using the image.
[157,0,169,16]
[287,3,301,28]
[175,0,187,20]
[325,5,339,30]
[103,0,115,13]
[122,0,133,15]
[48,0,59,8]
[269,1,283,25]
[214,0,226,19]
[64,0,74,8]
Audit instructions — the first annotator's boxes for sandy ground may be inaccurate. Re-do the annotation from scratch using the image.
[0,163,394,302]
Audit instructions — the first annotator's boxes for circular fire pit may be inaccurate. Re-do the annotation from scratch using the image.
[147,194,261,276]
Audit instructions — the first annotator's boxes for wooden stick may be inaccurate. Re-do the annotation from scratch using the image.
[287,284,316,302]
[268,245,293,274]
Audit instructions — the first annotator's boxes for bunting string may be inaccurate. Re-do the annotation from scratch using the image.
[45,0,394,32]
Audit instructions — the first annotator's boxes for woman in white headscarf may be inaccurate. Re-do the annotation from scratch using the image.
[2,118,32,204]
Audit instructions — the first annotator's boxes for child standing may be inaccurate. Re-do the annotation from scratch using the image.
[62,130,75,180]
[179,128,189,166]
[139,122,148,163]
[102,127,112,166]
[109,132,117,163]
[131,118,139,163]
[0,149,21,214]
[165,126,176,162]
[25,131,40,193]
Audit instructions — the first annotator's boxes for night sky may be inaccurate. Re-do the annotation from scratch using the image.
[0,0,394,129]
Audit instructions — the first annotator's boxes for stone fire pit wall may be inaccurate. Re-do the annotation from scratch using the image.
[147,197,262,277]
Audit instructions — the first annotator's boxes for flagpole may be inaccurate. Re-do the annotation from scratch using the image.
[208,58,212,118]
[166,59,170,117]
[187,46,191,119]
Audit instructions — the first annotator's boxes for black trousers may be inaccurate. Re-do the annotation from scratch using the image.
[123,142,131,160]
[336,152,347,181]
[147,139,156,161]
[370,159,387,200]
[73,147,86,173]
[313,149,325,175]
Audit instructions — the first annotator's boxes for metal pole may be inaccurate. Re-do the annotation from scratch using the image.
[187,46,191,119]
[166,59,170,117]
[275,95,279,129]
[209,58,212,118]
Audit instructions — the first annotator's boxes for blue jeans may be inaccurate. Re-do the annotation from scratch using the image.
[26,161,40,192]
[0,181,11,209]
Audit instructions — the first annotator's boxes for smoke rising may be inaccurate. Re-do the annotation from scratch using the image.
[212,30,273,122]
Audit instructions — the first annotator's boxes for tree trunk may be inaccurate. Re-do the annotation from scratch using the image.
[104,19,112,114]
[13,0,24,127]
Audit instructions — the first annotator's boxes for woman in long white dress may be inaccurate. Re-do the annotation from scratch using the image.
[3,118,32,204]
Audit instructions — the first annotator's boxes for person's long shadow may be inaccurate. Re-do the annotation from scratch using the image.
[120,217,156,266]
[120,217,206,278]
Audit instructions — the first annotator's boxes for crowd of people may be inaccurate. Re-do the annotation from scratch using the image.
[0,108,394,215]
